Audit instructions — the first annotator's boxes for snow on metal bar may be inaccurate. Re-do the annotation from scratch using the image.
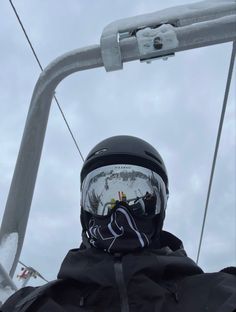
[0,262,17,306]
[136,14,236,62]
[0,232,18,303]
[0,233,18,274]
[101,0,236,71]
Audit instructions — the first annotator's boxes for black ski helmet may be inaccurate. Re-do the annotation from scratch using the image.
[80,135,169,247]
[81,135,169,193]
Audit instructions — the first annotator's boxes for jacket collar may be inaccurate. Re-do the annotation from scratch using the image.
[57,231,203,286]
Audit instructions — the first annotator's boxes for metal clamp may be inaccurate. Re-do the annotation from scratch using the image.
[100,0,236,71]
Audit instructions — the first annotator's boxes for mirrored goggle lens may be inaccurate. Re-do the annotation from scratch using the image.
[81,164,167,217]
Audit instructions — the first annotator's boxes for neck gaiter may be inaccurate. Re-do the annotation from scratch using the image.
[88,206,156,253]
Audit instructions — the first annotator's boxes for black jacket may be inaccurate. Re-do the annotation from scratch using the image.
[1,231,236,312]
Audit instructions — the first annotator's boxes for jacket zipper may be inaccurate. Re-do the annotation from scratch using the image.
[114,253,129,312]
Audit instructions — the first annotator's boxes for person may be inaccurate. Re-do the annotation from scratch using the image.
[1,135,236,312]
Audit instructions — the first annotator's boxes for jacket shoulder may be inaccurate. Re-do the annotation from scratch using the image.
[178,269,236,312]
[0,279,91,312]
[0,280,61,312]
[1,285,37,312]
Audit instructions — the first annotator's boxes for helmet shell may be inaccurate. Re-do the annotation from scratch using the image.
[81,135,169,194]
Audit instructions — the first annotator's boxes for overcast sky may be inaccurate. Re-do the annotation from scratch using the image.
[0,0,235,287]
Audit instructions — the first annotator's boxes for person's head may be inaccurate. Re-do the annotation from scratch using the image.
[80,135,169,253]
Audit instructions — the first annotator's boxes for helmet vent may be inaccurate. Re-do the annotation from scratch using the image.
[95,148,108,155]
[145,151,162,164]
[86,148,108,160]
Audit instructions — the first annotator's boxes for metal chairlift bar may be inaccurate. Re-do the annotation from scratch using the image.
[0,45,103,280]
[101,0,236,71]
[135,14,236,63]
[0,263,17,291]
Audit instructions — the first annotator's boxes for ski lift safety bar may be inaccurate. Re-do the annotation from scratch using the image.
[101,0,236,71]
[0,0,235,291]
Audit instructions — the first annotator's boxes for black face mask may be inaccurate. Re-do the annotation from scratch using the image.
[87,205,156,253]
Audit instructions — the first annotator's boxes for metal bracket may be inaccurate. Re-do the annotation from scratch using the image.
[136,25,178,62]
[100,0,236,71]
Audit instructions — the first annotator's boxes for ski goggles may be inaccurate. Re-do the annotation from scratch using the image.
[81,164,167,217]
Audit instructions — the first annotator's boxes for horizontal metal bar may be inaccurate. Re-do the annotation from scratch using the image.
[135,15,236,62]
[101,0,236,71]
[117,14,236,66]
